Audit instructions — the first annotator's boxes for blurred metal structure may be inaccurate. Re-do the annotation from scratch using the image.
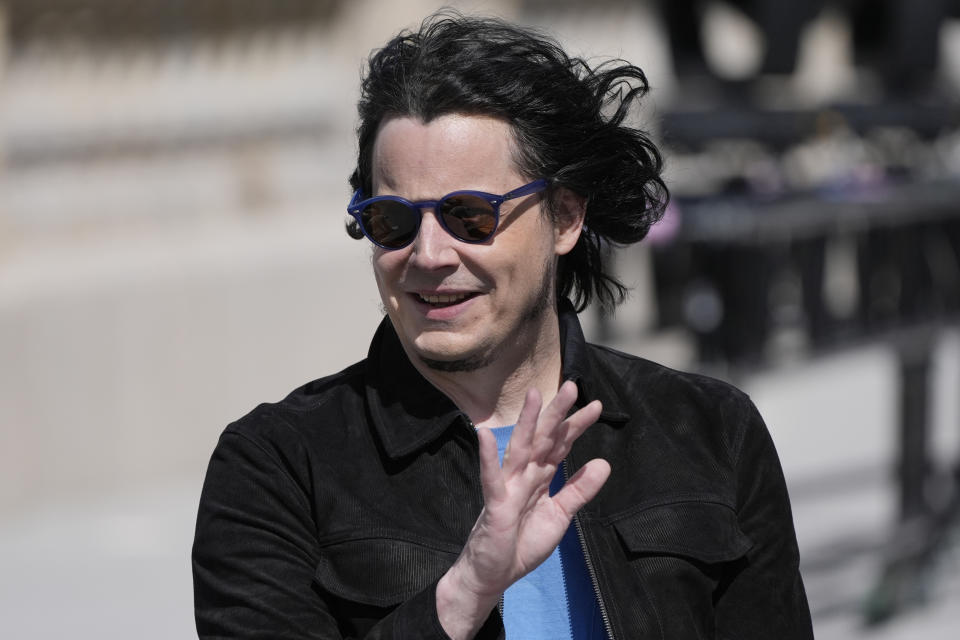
[647,1,960,625]
[3,0,340,47]
[657,0,960,93]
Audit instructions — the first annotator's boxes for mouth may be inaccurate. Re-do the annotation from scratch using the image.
[415,292,479,308]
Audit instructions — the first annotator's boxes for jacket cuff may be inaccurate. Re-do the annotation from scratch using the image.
[390,578,503,640]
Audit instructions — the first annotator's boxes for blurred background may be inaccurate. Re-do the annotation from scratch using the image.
[1,0,959,637]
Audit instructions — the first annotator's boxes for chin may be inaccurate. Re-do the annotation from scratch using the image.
[411,337,495,373]
[418,352,493,373]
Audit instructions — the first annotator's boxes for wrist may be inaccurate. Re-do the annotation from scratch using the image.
[436,565,501,640]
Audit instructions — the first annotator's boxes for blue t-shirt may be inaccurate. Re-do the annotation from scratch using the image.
[490,425,609,640]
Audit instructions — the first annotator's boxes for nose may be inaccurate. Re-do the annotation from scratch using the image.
[408,208,461,270]
[409,209,461,269]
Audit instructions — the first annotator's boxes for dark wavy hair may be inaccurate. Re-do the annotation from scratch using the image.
[347,11,668,313]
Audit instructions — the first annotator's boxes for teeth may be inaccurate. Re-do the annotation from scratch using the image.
[419,292,469,304]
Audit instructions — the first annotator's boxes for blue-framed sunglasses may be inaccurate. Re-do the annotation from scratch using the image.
[347,178,549,250]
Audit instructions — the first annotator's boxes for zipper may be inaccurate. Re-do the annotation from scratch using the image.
[556,507,576,639]
[565,460,616,640]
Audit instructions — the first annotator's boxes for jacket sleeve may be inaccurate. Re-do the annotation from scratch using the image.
[192,428,456,640]
[715,395,814,640]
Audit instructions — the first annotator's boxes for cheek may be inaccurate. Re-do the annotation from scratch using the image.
[373,248,401,278]
[372,253,402,300]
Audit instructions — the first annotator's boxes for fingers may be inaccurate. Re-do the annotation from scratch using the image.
[538,380,579,429]
[553,458,612,519]
[504,381,602,475]
[547,399,602,462]
[527,381,578,461]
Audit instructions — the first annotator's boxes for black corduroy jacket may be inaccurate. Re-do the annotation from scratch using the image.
[193,304,812,639]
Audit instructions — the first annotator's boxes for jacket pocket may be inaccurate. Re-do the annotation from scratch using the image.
[604,501,755,638]
[611,500,753,563]
[313,535,458,608]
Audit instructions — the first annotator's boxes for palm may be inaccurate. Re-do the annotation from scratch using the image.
[456,381,610,597]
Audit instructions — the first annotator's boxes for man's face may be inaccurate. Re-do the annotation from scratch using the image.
[369,113,578,372]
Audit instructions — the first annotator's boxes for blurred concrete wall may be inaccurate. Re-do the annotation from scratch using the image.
[0,0,673,516]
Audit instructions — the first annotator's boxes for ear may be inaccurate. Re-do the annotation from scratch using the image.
[553,188,586,256]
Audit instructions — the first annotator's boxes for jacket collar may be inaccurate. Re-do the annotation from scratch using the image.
[364,300,630,459]
[557,299,631,424]
[364,318,465,460]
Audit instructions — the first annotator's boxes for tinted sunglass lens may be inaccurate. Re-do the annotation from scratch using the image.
[361,201,419,248]
[439,195,497,242]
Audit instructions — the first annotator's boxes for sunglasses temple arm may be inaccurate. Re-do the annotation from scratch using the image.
[502,178,549,201]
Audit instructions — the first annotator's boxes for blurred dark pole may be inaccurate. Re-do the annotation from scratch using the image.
[847,0,949,94]
[659,0,823,78]
[660,0,709,76]
[688,243,773,366]
[750,0,823,74]
[864,330,936,626]
[794,237,830,346]
[897,333,932,522]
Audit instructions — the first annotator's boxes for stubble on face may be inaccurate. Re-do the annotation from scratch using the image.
[418,255,556,373]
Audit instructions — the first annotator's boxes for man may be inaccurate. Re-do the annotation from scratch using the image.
[193,12,813,639]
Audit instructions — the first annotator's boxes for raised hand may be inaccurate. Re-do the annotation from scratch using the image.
[436,381,611,639]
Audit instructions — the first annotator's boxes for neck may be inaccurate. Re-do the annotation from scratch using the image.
[410,310,565,429]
